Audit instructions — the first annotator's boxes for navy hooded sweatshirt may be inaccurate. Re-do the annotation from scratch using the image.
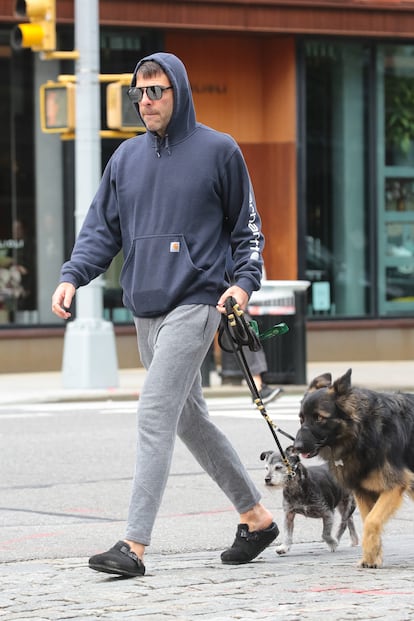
[60,52,264,317]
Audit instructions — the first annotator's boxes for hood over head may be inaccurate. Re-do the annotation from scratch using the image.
[130,52,196,143]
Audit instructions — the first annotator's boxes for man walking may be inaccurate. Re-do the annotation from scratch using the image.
[52,52,278,578]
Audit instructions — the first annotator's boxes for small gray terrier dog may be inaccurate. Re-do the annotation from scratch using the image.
[260,446,359,554]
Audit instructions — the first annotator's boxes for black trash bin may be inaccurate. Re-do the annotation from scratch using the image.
[249,282,309,385]
[220,348,244,385]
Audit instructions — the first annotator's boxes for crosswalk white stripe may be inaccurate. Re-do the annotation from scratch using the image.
[0,396,301,420]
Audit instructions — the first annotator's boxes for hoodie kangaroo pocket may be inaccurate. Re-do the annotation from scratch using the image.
[120,234,203,316]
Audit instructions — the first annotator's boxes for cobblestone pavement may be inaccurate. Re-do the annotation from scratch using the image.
[2,535,414,621]
[2,363,414,620]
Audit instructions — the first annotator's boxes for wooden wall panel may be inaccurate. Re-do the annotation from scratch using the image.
[242,143,297,280]
[263,37,296,143]
[166,32,298,280]
[165,33,293,145]
[165,33,264,142]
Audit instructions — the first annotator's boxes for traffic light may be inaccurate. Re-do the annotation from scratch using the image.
[11,0,56,53]
[106,83,145,132]
[39,81,75,133]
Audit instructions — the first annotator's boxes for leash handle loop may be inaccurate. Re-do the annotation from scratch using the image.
[220,297,261,352]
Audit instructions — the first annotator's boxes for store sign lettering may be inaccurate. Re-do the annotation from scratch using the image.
[191,83,227,94]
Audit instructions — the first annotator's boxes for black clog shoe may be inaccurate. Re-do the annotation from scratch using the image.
[221,522,279,565]
[89,541,145,577]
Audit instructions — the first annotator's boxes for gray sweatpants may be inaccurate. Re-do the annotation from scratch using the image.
[125,304,261,545]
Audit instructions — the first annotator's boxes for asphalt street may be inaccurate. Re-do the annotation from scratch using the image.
[1,391,414,620]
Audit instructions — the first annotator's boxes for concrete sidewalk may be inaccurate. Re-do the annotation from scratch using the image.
[1,359,414,405]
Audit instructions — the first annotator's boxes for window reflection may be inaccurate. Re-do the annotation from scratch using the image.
[385,179,414,212]
[382,45,414,313]
[385,48,414,167]
[304,41,369,318]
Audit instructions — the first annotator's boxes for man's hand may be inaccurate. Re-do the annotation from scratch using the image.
[216,285,249,315]
[51,282,76,319]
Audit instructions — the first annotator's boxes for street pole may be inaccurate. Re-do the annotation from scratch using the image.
[61,0,119,389]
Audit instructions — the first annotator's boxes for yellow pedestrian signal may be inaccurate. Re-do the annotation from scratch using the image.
[11,0,56,53]
[39,82,75,133]
[39,75,147,138]
[106,83,145,132]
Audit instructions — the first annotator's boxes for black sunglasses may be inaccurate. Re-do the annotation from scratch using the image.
[127,85,173,103]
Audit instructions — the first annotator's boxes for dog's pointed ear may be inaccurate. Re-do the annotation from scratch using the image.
[333,368,352,396]
[308,372,332,392]
[260,451,272,461]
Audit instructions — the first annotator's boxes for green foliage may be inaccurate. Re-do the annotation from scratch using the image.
[386,74,414,155]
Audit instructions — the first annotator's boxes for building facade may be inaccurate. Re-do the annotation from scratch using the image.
[1,0,414,371]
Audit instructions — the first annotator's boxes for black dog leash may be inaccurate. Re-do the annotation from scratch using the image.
[218,297,296,478]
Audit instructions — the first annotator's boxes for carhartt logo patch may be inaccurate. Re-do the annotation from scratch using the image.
[170,241,180,253]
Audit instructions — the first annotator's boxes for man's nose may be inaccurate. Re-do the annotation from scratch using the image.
[141,91,152,103]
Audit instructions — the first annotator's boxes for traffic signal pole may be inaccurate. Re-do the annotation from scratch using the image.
[61,0,119,388]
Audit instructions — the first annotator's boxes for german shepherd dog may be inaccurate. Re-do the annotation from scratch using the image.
[260,447,358,554]
[294,368,414,568]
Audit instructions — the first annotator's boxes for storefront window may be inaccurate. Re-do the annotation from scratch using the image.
[0,27,160,328]
[302,39,414,319]
[0,36,37,325]
[379,45,414,315]
[303,40,370,318]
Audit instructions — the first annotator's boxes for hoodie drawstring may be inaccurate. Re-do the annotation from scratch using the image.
[154,134,171,158]
[164,134,171,156]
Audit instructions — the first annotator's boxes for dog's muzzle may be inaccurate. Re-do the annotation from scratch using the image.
[293,426,321,458]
